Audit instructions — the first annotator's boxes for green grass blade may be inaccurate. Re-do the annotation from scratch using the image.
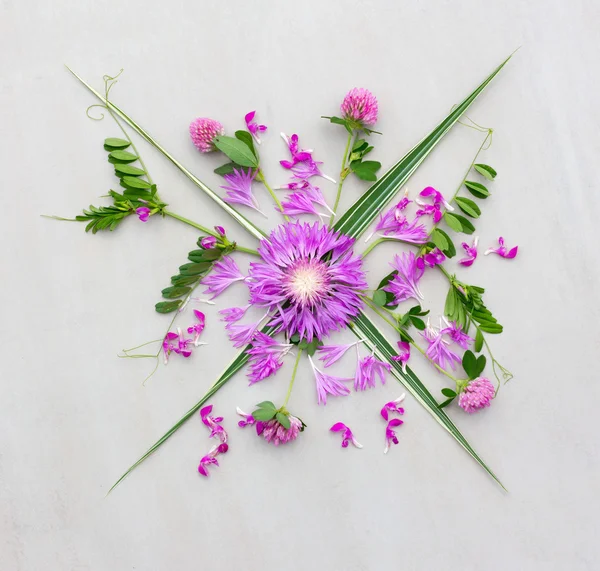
[65,66,267,242]
[351,311,505,489]
[334,53,512,239]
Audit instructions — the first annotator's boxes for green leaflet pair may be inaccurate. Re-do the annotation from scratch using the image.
[67,53,512,491]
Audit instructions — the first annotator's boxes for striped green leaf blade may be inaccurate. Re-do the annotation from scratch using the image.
[351,312,505,488]
[334,53,512,239]
[65,66,266,242]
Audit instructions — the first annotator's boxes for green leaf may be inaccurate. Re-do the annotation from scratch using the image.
[455,196,481,218]
[445,287,457,317]
[178,262,212,276]
[430,229,449,251]
[170,275,199,287]
[474,355,487,377]
[161,286,191,299]
[474,163,497,180]
[255,401,276,410]
[372,290,388,307]
[104,137,131,150]
[234,130,258,158]
[214,163,237,176]
[474,329,484,352]
[192,245,223,260]
[444,212,463,233]
[353,139,369,152]
[462,350,478,379]
[352,163,378,181]
[453,214,475,234]
[479,323,503,334]
[464,180,490,199]
[409,316,426,330]
[350,313,503,488]
[213,135,258,168]
[358,160,381,172]
[121,176,152,190]
[436,229,456,258]
[109,150,138,163]
[114,163,146,177]
[252,408,277,421]
[441,388,457,398]
[276,412,291,429]
[155,300,182,314]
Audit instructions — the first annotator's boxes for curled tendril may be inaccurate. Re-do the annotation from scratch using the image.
[86,103,107,121]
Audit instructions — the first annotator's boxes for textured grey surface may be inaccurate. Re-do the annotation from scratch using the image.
[1,1,599,569]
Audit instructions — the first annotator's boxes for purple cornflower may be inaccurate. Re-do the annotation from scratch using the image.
[380,394,406,421]
[247,222,367,341]
[236,407,256,428]
[458,377,495,413]
[256,413,303,446]
[202,256,246,299]
[200,404,228,444]
[354,348,391,391]
[280,133,335,182]
[309,355,352,405]
[246,332,292,384]
[219,305,251,324]
[330,422,363,449]
[189,117,225,153]
[422,248,446,268]
[200,236,217,249]
[422,319,462,371]
[485,236,518,259]
[383,252,425,304]
[384,418,404,454]
[391,341,411,372]
[317,341,362,368]
[459,237,479,267]
[245,110,267,144]
[221,168,263,214]
[187,309,206,346]
[441,318,472,350]
[136,206,151,222]
[415,186,453,223]
[340,88,379,126]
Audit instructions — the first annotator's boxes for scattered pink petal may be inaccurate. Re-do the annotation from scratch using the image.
[330,422,362,449]
[485,236,518,259]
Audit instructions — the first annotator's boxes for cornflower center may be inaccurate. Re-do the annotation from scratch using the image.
[284,258,329,306]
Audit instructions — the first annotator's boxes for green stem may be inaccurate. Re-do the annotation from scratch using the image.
[163,210,218,236]
[283,349,303,406]
[258,169,288,220]
[362,237,392,258]
[330,132,354,225]
[234,245,260,256]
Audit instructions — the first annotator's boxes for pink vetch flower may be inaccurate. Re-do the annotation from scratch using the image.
[136,206,151,222]
[485,236,518,259]
[197,442,229,477]
[200,405,228,443]
[422,247,446,268]
[201,256,246,299]
[201,236,217,249]
[415,186,454,223]
[245,331,293,384]
[380,394,406,421]
[219,305,251,324]
[354,348,391,392]
[317,341,363,368]
[189,117,225,153]
[215,226,226,237]
[330,422,363,449]
[391,341,411,372]
[458,377,495,413]
[247,221,367,342]
[440,318,473,350]
[383,252,425,304]
[422,318,462,371]
[308,355,352,405]
[384,418,404,454]
[221,168,264,215]
[162,332,179,364]
[256,413,303,446]
[245,111,267,144]
[280,133,335,183]
[341,88,379,127]
[187,309,206,347]
[459,237,479,267]
[236,407,256,428]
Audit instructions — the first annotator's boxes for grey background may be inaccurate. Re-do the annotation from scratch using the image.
[1,1,599,569]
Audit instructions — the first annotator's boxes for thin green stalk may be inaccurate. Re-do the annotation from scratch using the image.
[163,210,218,236]
[330,132,354,224]
[234,245,260,256]
[362,237,392,258]
[257,169,287,220]
[283,349,303,406]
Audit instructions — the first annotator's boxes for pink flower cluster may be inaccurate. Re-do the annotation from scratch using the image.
[341,88,379,127]
[458,377,495,413]
[162,310,206,364]
[198,405,229,476]
[236,408,303,446]
[189,117,225,153]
